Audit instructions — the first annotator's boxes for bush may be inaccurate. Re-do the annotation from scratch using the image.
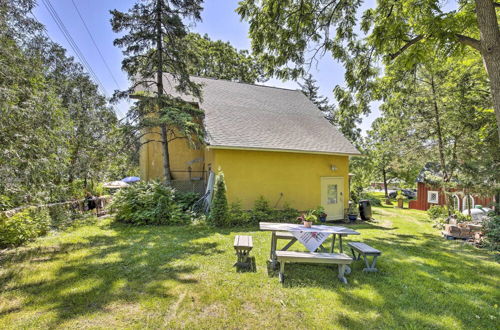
[48,204,77,228]
[111,180,188,225]
[249,197,299,223]
[174,192,200,211]
[227,201,251,225]
[208,173,228,226]
[251,196,273,222]
[356,193,382,207]
[482,213,500,255]
[273,202,300,222]
[0,207,51,247]
[427,205,448,220]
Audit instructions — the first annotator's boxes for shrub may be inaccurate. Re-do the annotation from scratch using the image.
[249,197,299,223]
[482,213,500,256]
[208,173,228,226]
[356,193,382,207]
[273,202,299,222]
[251,196,273,222]
[427,205,448,220]
[48,204,76,228]
[174,192,200,211]
[227,201,251,225]
[0,207,51,247]
[111,180,187,225]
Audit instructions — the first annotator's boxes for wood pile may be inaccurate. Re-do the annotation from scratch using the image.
[442,223,483,240]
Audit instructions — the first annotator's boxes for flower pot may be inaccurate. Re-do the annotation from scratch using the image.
[303,221,312,228]
[319,215,327,223]
[348,214,357,222]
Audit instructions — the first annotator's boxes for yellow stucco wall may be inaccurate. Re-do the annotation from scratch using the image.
[140,133,350,213]
[211,148,350,211]
[140,128,205,181]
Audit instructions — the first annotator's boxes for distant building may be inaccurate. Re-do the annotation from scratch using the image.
[408,164,495,211]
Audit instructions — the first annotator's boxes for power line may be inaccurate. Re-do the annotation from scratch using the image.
[70,0,121,90]
[42,0,106,94]
[40,0,108,96]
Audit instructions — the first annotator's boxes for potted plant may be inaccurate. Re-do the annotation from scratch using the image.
[347,202,358,222]
[313,206,327,223]
[297,210,317,228]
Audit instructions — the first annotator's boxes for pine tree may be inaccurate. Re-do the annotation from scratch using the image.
[111,0,204,184]
[299,74,336,124]
[209,173,228,227]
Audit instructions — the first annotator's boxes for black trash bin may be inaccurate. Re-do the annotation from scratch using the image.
[359,200,372,221]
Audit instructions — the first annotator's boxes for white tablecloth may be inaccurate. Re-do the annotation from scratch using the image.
[259,222,360,252]
[291,230,329,252]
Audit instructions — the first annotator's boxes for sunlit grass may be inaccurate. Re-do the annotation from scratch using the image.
[1,208,499,329]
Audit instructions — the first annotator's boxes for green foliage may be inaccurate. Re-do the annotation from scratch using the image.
[427,205,448,220]
[299,74,335,122]
[174,192,200,211]
[482,213,500,256]
[0,207,51,247]
[227,201,251,226]
[111,181,188,225]
[237,0,500,144]
[250,195,273,222]
[0,1,135,207]
[111,0,205,182]
[184,33,266,83]
[358,193,382,207]
[208,173,229,227]
[302,210,317,223]
[348,202,359,215]
[249,197,299,224]
[273,202,300,223]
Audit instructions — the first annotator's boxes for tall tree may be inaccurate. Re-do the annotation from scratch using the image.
[0,0,134,207]
[237,0,500,141]
[111,0,204,184]
[184,33,266,83]
[374,52,498,206]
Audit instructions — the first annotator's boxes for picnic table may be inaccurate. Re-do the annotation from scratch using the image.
[259,222,360,269]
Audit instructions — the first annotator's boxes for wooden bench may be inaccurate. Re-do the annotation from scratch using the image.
[234,235,253,267]
[275,251,353,284]
[348,242,381,272]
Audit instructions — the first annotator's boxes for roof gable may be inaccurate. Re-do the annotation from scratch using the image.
[139,75,361,156]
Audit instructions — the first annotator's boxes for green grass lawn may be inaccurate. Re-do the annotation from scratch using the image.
[1,208,498,329]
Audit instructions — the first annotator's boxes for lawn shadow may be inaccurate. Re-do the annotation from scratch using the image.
[234,256,257,273]
[0,221,227,327]
[266,222,498,328]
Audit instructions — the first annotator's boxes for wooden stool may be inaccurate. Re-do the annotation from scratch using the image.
[233,235,253,267]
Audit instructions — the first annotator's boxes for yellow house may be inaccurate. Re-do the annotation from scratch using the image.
[139,76,360,220]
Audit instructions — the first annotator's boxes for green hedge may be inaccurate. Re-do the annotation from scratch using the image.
[225,196,299,226]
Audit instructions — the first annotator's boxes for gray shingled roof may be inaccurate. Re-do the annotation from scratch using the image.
[141,75,360,155]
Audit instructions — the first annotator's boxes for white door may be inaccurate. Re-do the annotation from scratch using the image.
[321,177,344,220]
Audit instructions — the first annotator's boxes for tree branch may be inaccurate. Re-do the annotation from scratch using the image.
[494,2,500,8]
[388,35,425,60]
[455,34,481,51]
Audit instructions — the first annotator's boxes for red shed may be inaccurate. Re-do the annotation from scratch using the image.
[408,182,495,211]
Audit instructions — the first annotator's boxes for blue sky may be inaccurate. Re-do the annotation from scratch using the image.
[33,0,380,133]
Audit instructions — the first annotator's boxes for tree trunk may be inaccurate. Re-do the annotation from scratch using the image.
[475,0,500,141]
[155,0,172,184]
[382,166,388,198]
[430,75,452,211]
